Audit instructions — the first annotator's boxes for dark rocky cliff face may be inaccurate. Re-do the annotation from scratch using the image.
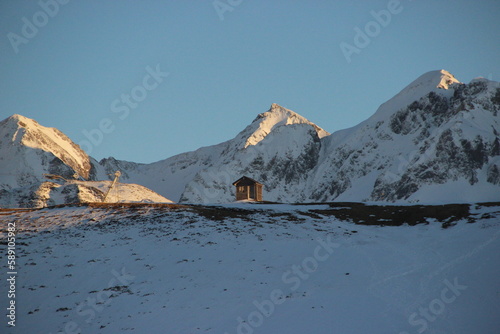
[371,81,499,201]
[177,77,499,203]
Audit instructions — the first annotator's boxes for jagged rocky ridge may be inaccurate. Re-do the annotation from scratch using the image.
[308,72,500,203]
[1,70,499,207]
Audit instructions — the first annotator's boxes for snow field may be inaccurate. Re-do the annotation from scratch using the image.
[1,203,499,333]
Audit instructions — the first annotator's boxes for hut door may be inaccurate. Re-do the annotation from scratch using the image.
[250,185,255,199]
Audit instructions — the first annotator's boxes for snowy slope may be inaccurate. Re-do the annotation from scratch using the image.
[366,69,461,123]
[310,71,500,203]
[1,203,499,333]
[47,180,173,205]
[0,114,100,207]
[0,179,173,208]
[0,114,98,187]
[0,115,172,207]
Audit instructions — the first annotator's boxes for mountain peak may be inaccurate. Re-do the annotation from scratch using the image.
[0,114,38,144]
[403,69,461,93]
[258,103,298,118]
[369,70,463,122]
[434,69,461,89]
[0,114,93,180]
[270,103,281,110]
[268,103,288,112]
[9,113,25,121]
[3,113,37,128]
[243,104,329,148]
[8,113,27,121]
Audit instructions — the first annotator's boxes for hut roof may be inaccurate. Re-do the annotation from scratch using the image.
[232,176,263,186]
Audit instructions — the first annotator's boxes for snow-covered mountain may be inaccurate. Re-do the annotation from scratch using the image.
[0,114,97,184]
[101,103,330,203]
[1,70,499,206]
[104,70,500,203]
[0,115,172,207]
[309,70,500,203]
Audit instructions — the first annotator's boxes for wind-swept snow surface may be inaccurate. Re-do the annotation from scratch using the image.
[1,203,499,333]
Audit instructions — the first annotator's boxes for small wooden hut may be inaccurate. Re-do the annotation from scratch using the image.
[232,176,263,201]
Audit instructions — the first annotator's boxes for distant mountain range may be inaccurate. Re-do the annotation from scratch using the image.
[1,70,499,207]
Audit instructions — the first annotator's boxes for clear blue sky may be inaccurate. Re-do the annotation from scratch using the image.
[1,0,499,163]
